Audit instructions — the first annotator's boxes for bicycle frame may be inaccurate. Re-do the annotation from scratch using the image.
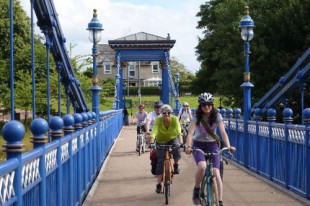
[136,123,146,155]
[157,144,178,205]
[194,147,229,206]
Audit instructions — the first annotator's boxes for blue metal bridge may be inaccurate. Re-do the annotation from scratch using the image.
[1,1,310,205]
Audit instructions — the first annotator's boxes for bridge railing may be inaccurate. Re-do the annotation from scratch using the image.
[0,110,123,206]
[220,107,310,201]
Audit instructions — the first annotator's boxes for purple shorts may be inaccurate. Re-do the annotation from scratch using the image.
[192,140,220,169]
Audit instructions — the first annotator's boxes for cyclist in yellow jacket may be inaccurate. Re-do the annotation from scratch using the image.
[150,104,183,194]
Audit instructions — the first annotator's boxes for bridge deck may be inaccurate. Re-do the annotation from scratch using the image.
[83,125,309,206]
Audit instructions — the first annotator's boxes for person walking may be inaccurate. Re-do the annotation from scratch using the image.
[185,92,236,206]
[149,104,183,193]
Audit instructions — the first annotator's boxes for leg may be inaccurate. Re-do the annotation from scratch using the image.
[214,168,223,201]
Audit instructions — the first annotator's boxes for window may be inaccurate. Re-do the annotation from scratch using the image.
[129,64,135,77]
[104,64,111,74]
[152,62,160,73]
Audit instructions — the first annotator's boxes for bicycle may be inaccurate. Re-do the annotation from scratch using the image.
[193,147,230,206]
[156,144,182,205]
[180,121,190,149]
[136,123,146,156]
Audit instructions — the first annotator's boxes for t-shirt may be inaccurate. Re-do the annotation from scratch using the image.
[178,107,192,122]
[150,115,182,144]
[135,111,148,124]
[192,113,223,142]
[146,111,161,130]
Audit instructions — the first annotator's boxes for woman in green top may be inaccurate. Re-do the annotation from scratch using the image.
[150,104,183,193]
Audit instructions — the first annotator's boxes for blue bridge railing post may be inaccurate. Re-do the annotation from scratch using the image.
[2,121,26,206]
[30,118,49,206]
[74,113,83,204]
[267,108,276,181]
[303,108,310,198]
[283,108,293,189]
[50,116,64,206]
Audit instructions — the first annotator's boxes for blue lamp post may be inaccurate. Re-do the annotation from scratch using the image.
[239,6,254,121]
[115,73,120,109]
[175,73,180,112]
[87,9,103,122]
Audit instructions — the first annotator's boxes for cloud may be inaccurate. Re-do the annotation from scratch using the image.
[20,0,205,72]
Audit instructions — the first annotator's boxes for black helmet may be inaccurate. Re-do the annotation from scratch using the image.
[154,100,163,108]
[198,93,214,104]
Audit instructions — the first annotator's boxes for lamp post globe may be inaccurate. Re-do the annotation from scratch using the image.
[87,9,103,122]
[239,6,254,121]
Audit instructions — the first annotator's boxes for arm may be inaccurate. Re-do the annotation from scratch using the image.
[145,114,151,134]
[149,118,159,144]
[175,117,183,144]
[185,121,196,154]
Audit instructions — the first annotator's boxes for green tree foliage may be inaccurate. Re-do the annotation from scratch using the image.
[195,0,310,107]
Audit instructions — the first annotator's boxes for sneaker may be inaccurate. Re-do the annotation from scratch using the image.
[173,164,180,174]
[156,183,162,193]
[219,201,224,206]
[192,187,201,205]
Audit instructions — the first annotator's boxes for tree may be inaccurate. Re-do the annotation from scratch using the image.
[195,0,310,107]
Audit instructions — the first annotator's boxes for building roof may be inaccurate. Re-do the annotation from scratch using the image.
[109,32,175,49]
[115,32,168,41]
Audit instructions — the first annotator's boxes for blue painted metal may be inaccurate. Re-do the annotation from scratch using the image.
[9,0,14,120]
[253,48,310,113]
[88,10,103,122]
[109,38,176,109]
[33,0,90,113]
[31,0,36,119]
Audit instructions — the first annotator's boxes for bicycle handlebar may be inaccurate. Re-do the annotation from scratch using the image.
[193,147,230,157]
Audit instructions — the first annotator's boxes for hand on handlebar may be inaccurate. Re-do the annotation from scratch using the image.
[185,146,192,154]
[228,146,236,153]
[149,143,156,149]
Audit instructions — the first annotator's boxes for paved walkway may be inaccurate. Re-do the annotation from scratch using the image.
[83,125,310,206]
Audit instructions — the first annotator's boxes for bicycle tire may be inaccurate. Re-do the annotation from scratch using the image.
[164,161,170,205]
[138,137,142,156]
[208,176,219,206]
[200,174,207,205]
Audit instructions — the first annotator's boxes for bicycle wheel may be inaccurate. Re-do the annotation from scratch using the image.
[200,174,207,205]
[141,134,145,153]
[164,161,170,205]
[138,136,142,156]
[208,176,219,206]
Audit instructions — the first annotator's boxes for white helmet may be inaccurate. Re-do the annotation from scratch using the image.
[198,92,214,104]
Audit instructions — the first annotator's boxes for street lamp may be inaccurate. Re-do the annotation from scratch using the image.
[174,73,180,112]
[87,9,103,122]
[239,6,254,121]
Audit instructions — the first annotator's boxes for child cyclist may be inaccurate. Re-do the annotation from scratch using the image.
[185,92,236,206]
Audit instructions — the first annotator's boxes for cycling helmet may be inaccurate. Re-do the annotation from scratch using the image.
[198,92,214,104]
[154,100,163,108]
[183,102,189,107]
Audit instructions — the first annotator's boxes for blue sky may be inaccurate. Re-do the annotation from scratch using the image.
[20,0,207,72]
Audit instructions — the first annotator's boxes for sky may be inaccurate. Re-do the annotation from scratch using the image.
[20,0,206,73]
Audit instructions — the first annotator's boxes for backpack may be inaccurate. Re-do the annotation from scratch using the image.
[150,149,157,175]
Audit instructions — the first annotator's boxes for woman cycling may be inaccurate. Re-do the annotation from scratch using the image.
[177,102,192,123]
[150,104,183,194]
[185,92,235,206]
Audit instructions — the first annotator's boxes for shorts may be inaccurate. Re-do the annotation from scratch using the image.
[156,138,181,175]
[192,140,220,169]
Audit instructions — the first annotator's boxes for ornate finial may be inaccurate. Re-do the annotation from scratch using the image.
[93,9,97,17]
[244,6,249,15]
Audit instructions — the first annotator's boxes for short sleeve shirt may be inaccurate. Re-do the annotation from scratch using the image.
[178,107,192,122]
[147,111,161,130]
[192,113,223,142]
[135,111,148,124]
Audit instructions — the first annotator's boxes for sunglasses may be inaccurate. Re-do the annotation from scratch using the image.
[139,107,144,109]
[200,102,213,107]
[155,106,161,109]
[162,112,171,115]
